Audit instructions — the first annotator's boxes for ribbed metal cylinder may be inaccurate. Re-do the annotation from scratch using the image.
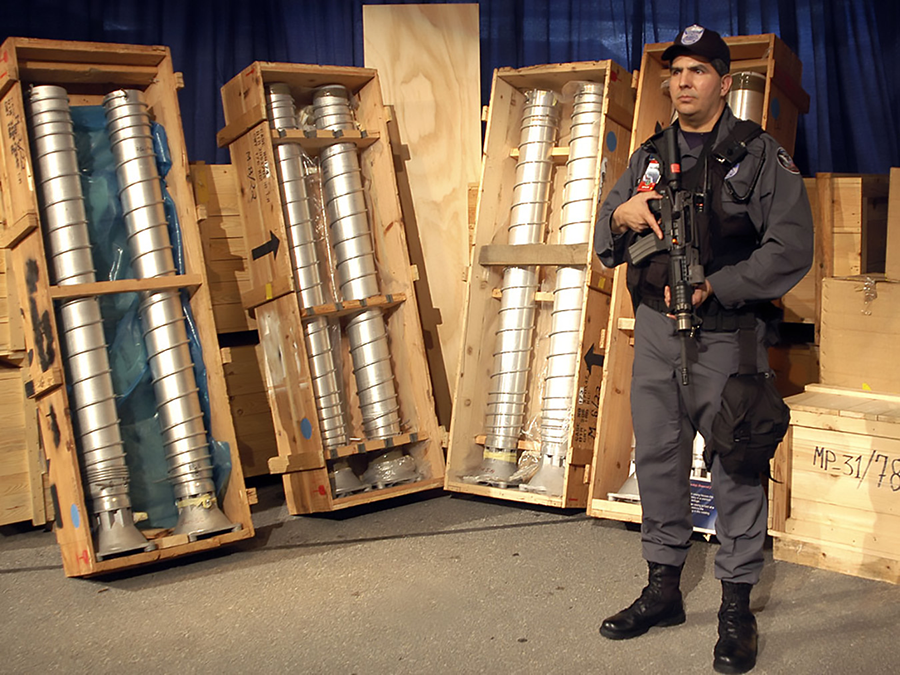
[479,90,560,484]
[27,85,154,558]
[104,89,237,538]
[727,72,766,125]
[313,84,401,440]
[267,83,349,450]
[528,83,604,495]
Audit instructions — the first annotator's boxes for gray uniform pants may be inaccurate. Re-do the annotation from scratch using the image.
[631,303,768,585]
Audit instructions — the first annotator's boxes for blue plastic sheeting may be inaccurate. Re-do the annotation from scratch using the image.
[69,106,231,529]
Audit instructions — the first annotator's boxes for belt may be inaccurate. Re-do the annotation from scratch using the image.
[639,296,759,332]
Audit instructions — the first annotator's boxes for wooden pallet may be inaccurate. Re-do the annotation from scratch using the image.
[444,60,634,508]
[0,37,254,576]
[219,62,445,513]
[587,34,809,523]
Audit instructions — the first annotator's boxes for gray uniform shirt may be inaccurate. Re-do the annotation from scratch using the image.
[594,106,814,309]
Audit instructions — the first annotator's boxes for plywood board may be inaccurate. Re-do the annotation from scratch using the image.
[363,3,482,426]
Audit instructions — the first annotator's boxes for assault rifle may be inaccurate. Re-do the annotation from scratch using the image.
[626,125,705,385]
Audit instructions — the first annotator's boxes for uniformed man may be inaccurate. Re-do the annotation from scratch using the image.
[593,25,813,674]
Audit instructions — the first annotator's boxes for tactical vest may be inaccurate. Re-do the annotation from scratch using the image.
[625,117,765,326]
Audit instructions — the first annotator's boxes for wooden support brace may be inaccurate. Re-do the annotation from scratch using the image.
[216,104,266,148]
[326,431,427,461]
[478,243,590,267]
[48,274,204,300]
[300,293,406,320]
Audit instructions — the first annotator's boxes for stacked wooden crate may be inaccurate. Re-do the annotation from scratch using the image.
[774,173,890,397]
[218,62,445,514]
[770,169,900,583]
[190,162,278,479]
[444,60,634,509]
[0,249,47,527]
[0,37,254,576]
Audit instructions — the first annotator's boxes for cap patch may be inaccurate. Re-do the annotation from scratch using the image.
[776,147,800,175]
[681,25,705,45]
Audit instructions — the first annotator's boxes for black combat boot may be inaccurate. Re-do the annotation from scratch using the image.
[599,562,685,640]
[713,581,758,674]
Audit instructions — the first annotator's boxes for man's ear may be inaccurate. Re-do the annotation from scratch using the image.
[720,73,734,98]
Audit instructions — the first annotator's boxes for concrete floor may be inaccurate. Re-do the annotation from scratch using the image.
[1,478,899,674]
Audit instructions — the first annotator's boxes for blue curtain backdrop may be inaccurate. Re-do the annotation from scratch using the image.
[2,0,898,176]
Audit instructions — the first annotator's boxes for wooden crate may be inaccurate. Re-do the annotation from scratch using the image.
[221,345,278,478]
[770,385,900,584]
[782,174,890,333]
[219,62,445,514]
[191,162,256,334]
[444,61,634,508]
[0,37,254,576]
[587,34,808,523]
[819,275,900,395]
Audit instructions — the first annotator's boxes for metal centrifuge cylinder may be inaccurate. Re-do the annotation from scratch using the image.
[27,84,155,559]
[103,89,240,539]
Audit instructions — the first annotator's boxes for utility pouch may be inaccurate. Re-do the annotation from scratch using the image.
[705,315,790,481]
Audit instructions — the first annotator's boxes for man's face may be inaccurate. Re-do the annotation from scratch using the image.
[668,55,732,129]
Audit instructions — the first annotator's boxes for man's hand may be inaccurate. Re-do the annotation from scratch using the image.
[611,191,664,239]
[664,279,714,314]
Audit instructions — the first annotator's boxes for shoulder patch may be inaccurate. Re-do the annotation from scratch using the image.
[636,157,661,192]
[776,147,800,175]
[725,162,741,180]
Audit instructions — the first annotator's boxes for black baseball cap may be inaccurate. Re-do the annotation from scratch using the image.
[662,25,731,75]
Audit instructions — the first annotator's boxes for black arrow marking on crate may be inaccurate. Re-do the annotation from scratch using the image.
[25,258,56,371]
[251,231,281,261]
[584,344,604,373]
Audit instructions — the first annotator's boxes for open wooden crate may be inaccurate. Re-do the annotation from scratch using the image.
[587,34,809,524]
[0,37,254,576]
[444,61,634,508]
[218,62,445,513]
